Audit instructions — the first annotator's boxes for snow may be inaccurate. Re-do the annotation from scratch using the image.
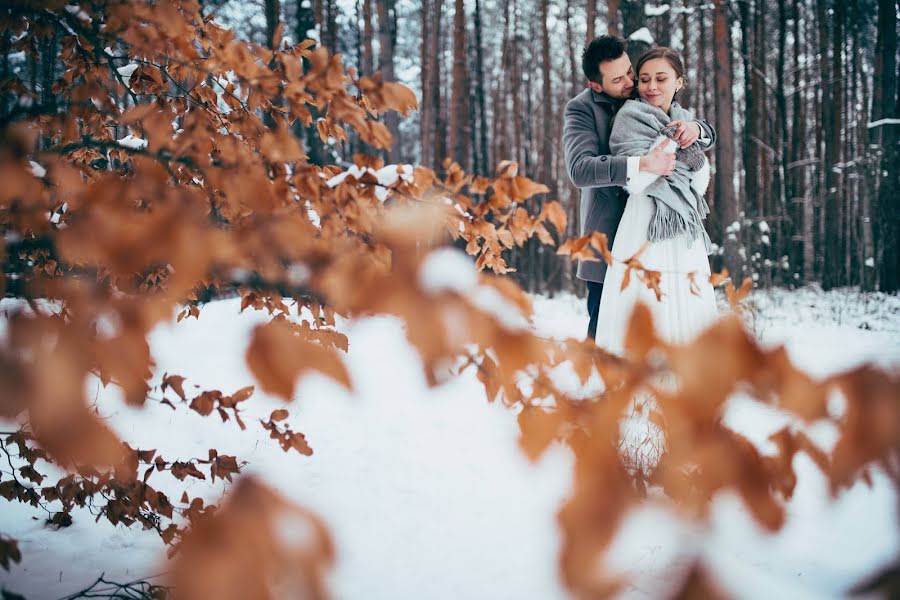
[419,247,479,295]
[867,118,900,129]
[628,27,655,46]
[116,63,139,86]
[644,4,671,16]
[28,161,45,178]
[326,164,414,202]
[419,248,528,331]
[1,286,899,599]
[64,4,92,22]
[116,134,148,150]
[865,257,875,268]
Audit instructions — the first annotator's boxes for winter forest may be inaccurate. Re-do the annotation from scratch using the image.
[1,0,899,599]
[201,0,900,295]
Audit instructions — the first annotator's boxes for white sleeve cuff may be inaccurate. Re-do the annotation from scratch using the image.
[626,156,640,183]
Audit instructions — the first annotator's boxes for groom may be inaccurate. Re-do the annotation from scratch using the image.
[563,35,716,341]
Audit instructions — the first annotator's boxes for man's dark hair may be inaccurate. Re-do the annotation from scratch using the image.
[581,35,627,84]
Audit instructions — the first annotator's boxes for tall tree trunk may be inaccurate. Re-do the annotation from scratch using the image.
[790,0,812,283]
[713,0,741,279]
[473,0,489,174]
[377,0,401,163]
[739,0,757,220]
[326,0,338,54]
[296,0,325,165]
[621,0,648,60]
[420,0,432,167]
[776,0,790,284]
[607,0,620,37]
[680,0,691,110]
[821,0,844,288]
[563,0,580,291]
[263,0,282,131]
[873,0,899,290]
[586,0,596,42]
[361,0,374,75]
[265,0,280,49]
[493,0,512,167]
[449,0,470,169]
[430,0,446,171]
[814,0,833,284]
[510,0,523,170]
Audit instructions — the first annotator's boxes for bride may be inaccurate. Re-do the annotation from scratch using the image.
[594,47,719,356]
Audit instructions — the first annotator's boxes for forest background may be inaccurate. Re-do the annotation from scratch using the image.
[190,0,900,294]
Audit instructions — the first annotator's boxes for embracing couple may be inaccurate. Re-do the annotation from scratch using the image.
[564,36,719,354]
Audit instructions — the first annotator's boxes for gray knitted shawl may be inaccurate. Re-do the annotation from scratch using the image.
[609,99,712,252]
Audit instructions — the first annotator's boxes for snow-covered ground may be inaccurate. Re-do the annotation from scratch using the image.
[1,287,898,599]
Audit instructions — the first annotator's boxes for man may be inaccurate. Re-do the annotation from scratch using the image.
[563,35,716,341]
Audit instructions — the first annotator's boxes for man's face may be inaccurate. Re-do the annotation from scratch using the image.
[589,54,635,99]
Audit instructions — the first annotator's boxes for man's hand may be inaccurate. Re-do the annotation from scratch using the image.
[640,139,676,176]
[667,120,702,148]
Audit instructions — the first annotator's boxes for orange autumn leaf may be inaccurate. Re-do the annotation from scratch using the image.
[246,319,352,400]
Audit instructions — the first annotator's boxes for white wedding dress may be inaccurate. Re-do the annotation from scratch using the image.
[595,137,719,356]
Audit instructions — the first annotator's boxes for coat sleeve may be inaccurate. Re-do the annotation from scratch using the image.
[563,99,628,189]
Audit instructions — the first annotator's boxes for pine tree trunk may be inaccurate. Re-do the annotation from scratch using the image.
[510,0,523,170]
[739,0,757,220]
[377,0,401,163]
[621,0,648,59]
[873,0,899,290]
[430,0,446,171]
[607,0,621,37]
[713,0,741,279]
[362,0,374,75]
[473,0,489,175]
[449,0,470,169]
[680,0,691,110]
[776,0,790,284]
[295,0,325,166]
[420,0,432,167]
[586,0,596,42]
[822,0,844,288]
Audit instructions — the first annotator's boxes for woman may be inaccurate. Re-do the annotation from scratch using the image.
[594,47,718,356]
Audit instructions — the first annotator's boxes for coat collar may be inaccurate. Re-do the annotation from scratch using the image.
[590,89,623,109]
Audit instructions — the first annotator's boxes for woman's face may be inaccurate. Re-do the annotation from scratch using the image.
[637,58,683,113]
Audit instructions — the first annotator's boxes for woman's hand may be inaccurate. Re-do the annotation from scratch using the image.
[639,139,676,176]
[667,120,702,148]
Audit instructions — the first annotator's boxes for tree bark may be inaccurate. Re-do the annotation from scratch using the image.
[377,0,401,163]
[680,0,691,110]
[621,0,647,59]
[430,0,446,171]
[419,0,432,167]
[294,0,325,166]
[821,0,844,288]
[607,0,621,37]
[873,0,899,290]
[776,0,790,284]
[449,0,470,169]
[713,0,741,279]
[587,0,596,42]
[473,0,489,174]
[361,0,374,75]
